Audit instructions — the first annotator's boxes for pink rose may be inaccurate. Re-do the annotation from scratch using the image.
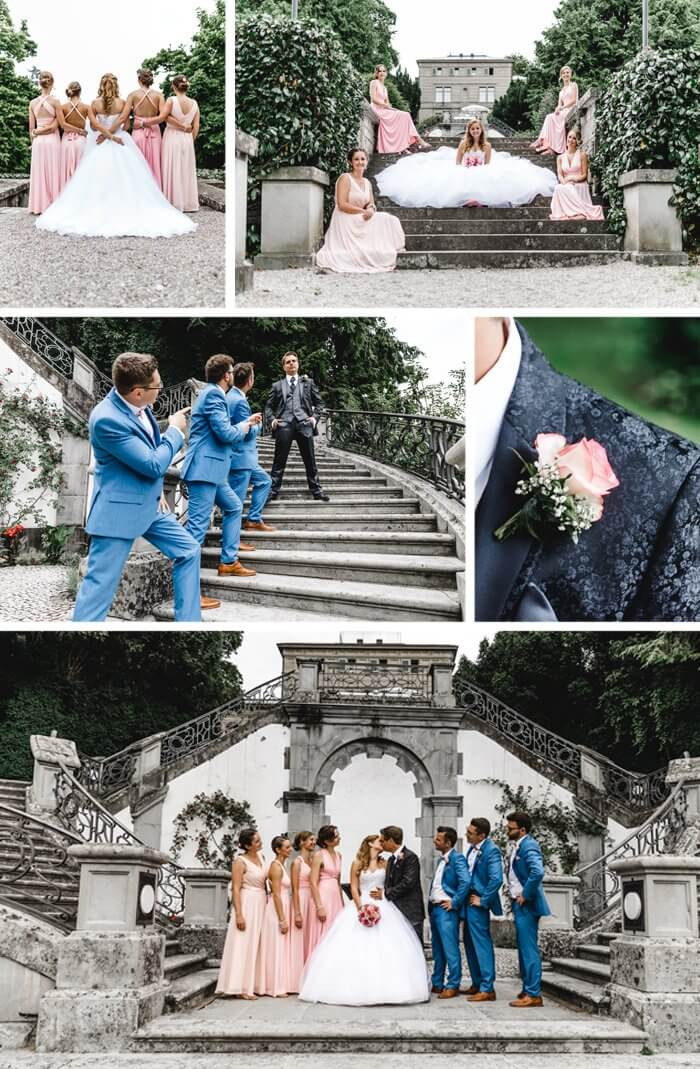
[534,433,619,521]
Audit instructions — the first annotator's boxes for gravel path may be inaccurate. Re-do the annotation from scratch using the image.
[0,565,73,621]
[0,207,225,308]
[238,261,700,308]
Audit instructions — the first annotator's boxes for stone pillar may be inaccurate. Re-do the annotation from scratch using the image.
[666,756,700,821]
[357,100,379,158]
[579,747,605,792]
[131,787,168,850]
[179,868,230,958]
[27,734,80,818]
[619,169,687,265]
[541,873,580,929]
[430,665,455,708]
[283,789,326,836]
[607,855,700,1052]
[255,166,330,270]
[418,795,463,898]
[36,844,170,1052]
[235,128,258,293]
[296,659,321,703]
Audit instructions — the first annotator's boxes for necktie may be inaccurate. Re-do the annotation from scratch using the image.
[289,376,297,391]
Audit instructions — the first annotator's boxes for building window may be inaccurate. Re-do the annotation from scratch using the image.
[434,66,443,75]
[453,67,460,76]
[479,86,495,103]
[436,86,451,103]
[487,66,494,76]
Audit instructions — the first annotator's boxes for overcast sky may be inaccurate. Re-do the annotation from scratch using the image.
[388,0,559,73]
[8,0,214,102]
[384,311,467,386]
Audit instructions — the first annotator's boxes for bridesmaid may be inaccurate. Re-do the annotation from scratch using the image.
[288,830,316,990]
[305,824,345,958]
[28,71,62,214]
[255,836,293,997]
[316,148,405,273]
[118,69,166,188]
[216,828,267,1000]
[370,64,429,154]
[550,130,604,221]
[531,65,578,155]
[59,81,89,187]
[160,74,200,212]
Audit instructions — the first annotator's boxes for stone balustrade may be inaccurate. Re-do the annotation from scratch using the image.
[235,128,258,292]
[357,100,379,158]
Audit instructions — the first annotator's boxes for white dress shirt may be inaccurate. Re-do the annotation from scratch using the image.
[474,317,522,504]
[125,399,156,442]
[467,844,480,872]
[509,844,525,898]
[430,848,453,903]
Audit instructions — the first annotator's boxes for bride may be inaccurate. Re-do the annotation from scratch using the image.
[376,118,557,209]
[298,834,430,1005]
[36,73,196,239]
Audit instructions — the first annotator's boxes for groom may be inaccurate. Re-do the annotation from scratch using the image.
[374,825,425,944]
[475,317,700,621]
[264,352,329,501]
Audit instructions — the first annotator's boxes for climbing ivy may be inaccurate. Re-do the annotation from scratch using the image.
[170,791,255,869]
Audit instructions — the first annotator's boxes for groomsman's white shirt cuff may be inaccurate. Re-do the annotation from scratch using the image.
[475,316,522,505]
[508,850,524,898]
[430,848,453,903]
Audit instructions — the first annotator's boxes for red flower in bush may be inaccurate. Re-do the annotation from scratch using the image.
[3,525,25,540]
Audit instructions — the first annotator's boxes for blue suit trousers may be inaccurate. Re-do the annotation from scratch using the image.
[186,480,243,564]
[229,466,272,523]
[463,904,496,992]
[73,513,201,622]
[429,904,462,991]
[513,900,542,996]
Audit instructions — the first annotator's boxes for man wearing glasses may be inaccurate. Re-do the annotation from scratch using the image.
[73,352,202,621]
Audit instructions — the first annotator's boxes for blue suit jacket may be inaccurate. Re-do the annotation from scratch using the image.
[430,849,469,914]
[510,835,551,917]
[181,384,247,485]
[463,838,504,917]
[85,388,183,540]
[227,388,262,471]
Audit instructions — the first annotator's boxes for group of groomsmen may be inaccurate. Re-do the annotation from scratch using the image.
[72,350,326,621]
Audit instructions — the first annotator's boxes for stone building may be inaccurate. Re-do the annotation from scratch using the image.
[417,53,513,133]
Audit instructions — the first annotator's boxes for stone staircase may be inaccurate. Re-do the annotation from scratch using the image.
[196,439,464,620]
[368,137,623,269]
[163,934,219,1014]
[542,925,621,1013]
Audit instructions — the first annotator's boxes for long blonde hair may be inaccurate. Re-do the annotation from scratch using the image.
[355,834,381,873]
[98,73,120,114]
[459,119,486,154]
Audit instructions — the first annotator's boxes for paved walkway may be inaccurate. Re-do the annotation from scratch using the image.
[238,261,700,308]
[0,207,225,308]
[3,1057,698,1069]
[0,565,73,621]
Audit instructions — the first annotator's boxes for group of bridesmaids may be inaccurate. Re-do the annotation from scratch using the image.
[28,68,200,217]
[215,825,345,999]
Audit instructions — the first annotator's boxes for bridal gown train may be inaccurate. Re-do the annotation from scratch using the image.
[298,867,430,1005]
[376,147,557,209]
[36,115,196,238]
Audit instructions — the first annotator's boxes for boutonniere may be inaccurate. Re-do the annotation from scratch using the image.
[494,433,620,545]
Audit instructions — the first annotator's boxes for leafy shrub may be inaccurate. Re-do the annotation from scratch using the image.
[171,790,255,868]
[593,49,700,243]
[41,524,72,564]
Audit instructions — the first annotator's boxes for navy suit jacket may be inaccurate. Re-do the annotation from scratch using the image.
[463,837,504,918]
[476,323,700,621]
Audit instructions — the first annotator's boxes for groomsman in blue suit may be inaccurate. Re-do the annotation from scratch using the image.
[227,362,275,533]
[462,817,503,1001]
[182,354,260,585]
[73,353,201,622]
[506,811,551,1007]
[428,826,469,999]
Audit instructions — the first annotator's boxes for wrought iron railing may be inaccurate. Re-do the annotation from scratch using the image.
[601,760,669,810]
[0,802,82,931]
[325,410,465,501]
[574,780,689,927]
[319,662,432,704]
[76,745,138,797]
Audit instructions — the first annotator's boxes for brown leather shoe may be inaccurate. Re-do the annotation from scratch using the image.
[243,520,275,532]
[509,995,543,1008]
[467,991,496,1002]
[463,985,479,996]
[218,561,256,577]
[238,540,256,552]
[430,985,443,994]
[200,596,221,610]
[437,988,459,999]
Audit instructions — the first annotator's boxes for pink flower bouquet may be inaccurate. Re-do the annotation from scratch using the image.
[358,903,381,927]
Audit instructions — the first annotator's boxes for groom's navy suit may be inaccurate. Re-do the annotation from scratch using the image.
[476,323,700,622]
[462,838,503,994]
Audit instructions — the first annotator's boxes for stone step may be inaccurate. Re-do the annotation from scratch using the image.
[207,527,455,556]
[164,951,210,982]
[577,943,612,964]
[549,956,611,985]
[165,938,182,958]
[540,970,611,1015]
[596,930,622,945]
[165,967,219,1013]
[397,249,623,269]
[260,476,390,490]
[199,570,463,621]
[402,218,609,235]
[377,199,552,219]
[237,511,436,531]
[202,548,462,590]
[266,486,402,500]
[263,497,421,513]
[404,233,620,252]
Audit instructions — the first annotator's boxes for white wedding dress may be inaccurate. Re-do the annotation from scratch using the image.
[36,115,196,238]
[298,866,430,1005]
[376,146,557,208]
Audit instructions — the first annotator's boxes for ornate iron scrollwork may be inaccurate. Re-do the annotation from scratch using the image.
[319,662,432,704]
[0,803,82,930]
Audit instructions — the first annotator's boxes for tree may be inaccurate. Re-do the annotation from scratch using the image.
[393,65,420,120]
[491,78,531,133]
[142,0,224,169]
[0,0,37,172]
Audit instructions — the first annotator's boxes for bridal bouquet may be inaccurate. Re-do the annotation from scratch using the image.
[358,903,381,927]
[464,156,482,168]
[494,433,619,545]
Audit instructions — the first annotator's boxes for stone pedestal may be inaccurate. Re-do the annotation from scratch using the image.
[357,100,379,158]
[255,166,329,270]
[28,734,80,817]
[619,169,687,265]
[235,128,258,293]
[36,844,170,1052]
[666,756,700,821]
[431,665,455,708]
[296,659,321,704]
[179,868,230,958]
[541,873,580,930]
[607,855,700,1052]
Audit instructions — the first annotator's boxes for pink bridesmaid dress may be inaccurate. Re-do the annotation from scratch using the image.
[316,175,405,273]
[370,80,421,154]
[132,88,163,189]
[215,857,267,997]
[288,858,312,991]
[255,862,292,997]
[161,97,199,212]
[536,83,578,154]
[29,98,62,214]
[550,149,604,220]
[60,101,86,187]
[304,849,345,958]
